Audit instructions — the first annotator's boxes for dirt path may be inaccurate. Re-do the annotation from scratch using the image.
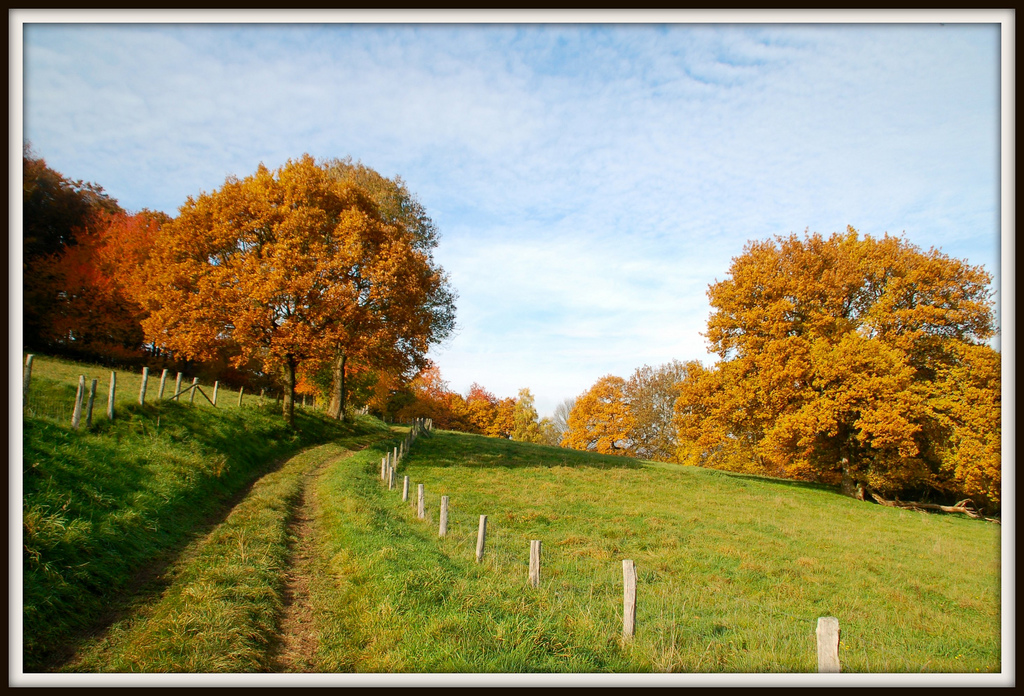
[268,443,372,672]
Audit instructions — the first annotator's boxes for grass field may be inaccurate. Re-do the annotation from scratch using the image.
[20,354,1002,675]
[303,430,1001,673]
[20,353,388,672]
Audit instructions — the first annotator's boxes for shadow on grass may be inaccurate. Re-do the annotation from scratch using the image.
[407,430,644,471]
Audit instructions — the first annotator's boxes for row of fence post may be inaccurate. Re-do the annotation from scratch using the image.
[374,415,843,672]
[22,356,281,430]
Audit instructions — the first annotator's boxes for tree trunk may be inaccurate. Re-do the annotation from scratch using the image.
[281,355,296,427]
[840,456,857,498]
[328,352,347,421]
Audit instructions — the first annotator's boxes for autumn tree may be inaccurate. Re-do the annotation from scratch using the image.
[139,154,429,427]
[23,146,124,351]
[562,375,634,455]
[624,361,687,462]
[511,388,543,443]
[320,158,456,420]
[674,228,999,507]
[40,210,167,363]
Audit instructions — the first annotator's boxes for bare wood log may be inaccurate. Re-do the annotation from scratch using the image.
[871,492,981,518]
[623,559,637,640]
[85,378,98,428]
[139,367,149,405]
[439,496,449,537]
[476,515,488,563]
[72,375,85,430]
[107,371,116,421]
[529,540,541,588]
[816,617,841,673]
[23,354,34,403]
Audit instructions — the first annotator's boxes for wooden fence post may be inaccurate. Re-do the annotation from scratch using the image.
[816,617,841,673]
[85,378,98,428]
[402,476,410,502]
[174,372,183,401]
[476,515,488,563]
[388,466,395,490]
[213,381,219,407]
[623,559,637,640]
[417,484,425,519]
[529,540,542,588]
[158,369,168,399]
[72,375,85,429]
[190,377,199,405]
[107,371,116,420]
[238,386,244,408]
[23,354,34,403]
[381,456,388,481]
[439,496,449,537]
[139,367,149,405]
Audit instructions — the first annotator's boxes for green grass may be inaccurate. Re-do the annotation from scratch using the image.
[306,430,1001,673]
[62,441,383,673]
[21,353,388,672]
[22,355,1001,674]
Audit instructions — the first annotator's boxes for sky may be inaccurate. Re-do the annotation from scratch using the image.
[15,11,1009,419]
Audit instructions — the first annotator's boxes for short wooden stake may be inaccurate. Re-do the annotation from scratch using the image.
[439,496,449,537]
[529,540,541,588]
[24,354,34,402]
[190,377,199,405]
[417,484,425,519]
[394,446,399,463]
[388,466,395,490]
[623,559,637,640]
[85,378,98,428]
[158,369,168,399]
[816,617,841,673]
[174,372,183,401]
[238,386,244,407]
[71,375,85,429]
[139,367,149,405]
[476,515,488,563]
[107,371,116,421]
[213,381,219,406]
[402,476,409,502]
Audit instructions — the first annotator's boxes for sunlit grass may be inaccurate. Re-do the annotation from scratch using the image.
[308,430,1000,673]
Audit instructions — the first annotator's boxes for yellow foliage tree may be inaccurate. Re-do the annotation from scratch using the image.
[562,375,634,455]
[675,228,999,507]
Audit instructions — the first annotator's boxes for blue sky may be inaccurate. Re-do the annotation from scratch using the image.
[16,12,1008,418]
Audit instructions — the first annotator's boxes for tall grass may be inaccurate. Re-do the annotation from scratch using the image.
[307,430,1000,673]
[20,354,383,672]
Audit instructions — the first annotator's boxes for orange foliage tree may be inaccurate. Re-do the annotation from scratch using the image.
[674,228,1000,508]
[320,158,456,421]
[37,210,167,363]
[562,375,635,455]
[139,154,438,427]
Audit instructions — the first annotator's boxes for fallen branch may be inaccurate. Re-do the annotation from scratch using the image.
[869,493,983,519]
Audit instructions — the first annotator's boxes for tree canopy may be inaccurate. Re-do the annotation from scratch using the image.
[138,154,454,426]
[674,228,1000,508]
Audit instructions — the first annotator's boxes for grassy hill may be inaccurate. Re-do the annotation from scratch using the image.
[20,354,1001,674]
